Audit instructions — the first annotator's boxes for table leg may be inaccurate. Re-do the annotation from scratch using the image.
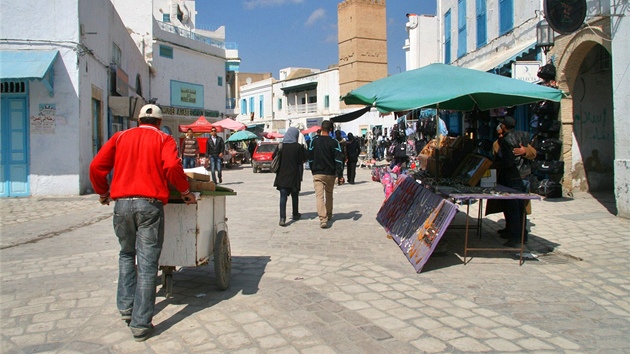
[519,209,526,266]
[464,202,470,265]
[477,199,483,239]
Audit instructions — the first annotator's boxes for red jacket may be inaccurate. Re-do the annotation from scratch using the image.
[90,125,190,204]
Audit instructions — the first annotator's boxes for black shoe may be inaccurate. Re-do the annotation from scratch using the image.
[219,177,223,184]
[292,213,301,220]
[132,325,154,342]
[503,241,518,248]
[499,233,510,239]
[279,218,286,227]
[498,228,509,235]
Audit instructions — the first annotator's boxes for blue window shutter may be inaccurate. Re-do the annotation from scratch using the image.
[241,99,246,114]
[499,0,513,35]
[476,0,487,48]
[457,0,467,58]
[444,10,452,63]
[259,95,264,117]
[249,97,254,115]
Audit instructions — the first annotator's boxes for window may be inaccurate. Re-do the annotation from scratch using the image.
[457,0,467,58]
[277,98,282,110]
[444,10,452,63]
[163,13,170,22]
[259,95,264,117]
[159,45,173,59]
[249,97,254,115]
[499,0,514,35]
[112,43,121,66]
[308,96,317,104]
[218,76,223,86]
[241,99,247,114]
[324,95,330,108]
[476,0,487,48]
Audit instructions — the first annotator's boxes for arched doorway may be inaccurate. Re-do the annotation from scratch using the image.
[571,44,614,192]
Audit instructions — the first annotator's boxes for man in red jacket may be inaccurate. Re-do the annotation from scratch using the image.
[89,104,196,342]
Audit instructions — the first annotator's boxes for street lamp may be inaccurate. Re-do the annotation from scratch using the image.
[536,19,555,54]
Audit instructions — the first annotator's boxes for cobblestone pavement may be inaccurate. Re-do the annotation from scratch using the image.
[1,165,629,353]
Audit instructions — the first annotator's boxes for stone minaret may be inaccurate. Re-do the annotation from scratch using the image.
[338,0,388,106]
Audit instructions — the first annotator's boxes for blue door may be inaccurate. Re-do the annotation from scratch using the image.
[0,95,30,197]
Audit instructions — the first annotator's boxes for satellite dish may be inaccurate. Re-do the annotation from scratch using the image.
[246,77,252,84]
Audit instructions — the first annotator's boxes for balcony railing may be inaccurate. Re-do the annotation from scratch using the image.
[157,21,237,50]
[286,103,318,115]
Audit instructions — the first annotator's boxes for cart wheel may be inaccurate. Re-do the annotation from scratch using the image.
[160,266,175,298]
[214,230,231,290]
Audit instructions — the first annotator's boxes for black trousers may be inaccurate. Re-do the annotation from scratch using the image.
[347,159,358,184]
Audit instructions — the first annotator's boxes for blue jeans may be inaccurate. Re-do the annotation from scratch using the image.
[182,156,196,169]
[113,198,164,332]
[279,187,299,219]
[209,155,222,183]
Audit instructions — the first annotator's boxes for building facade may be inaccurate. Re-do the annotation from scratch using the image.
[431,0,628,217]
[110,0,240,136]
[0,0,149,196]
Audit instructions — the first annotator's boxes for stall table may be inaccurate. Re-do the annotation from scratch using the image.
[435,185,541,265]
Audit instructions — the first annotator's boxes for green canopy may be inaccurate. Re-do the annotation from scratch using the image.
[226,130,257,142]
[342,63,564,113]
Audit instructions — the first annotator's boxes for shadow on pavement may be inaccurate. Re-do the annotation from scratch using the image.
[419,212,561,272]
[153,255,270,336]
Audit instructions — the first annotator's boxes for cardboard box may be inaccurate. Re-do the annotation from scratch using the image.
[189,180,216,192]
[452,154,492,186]
[480,169,497,187]
[185,172,210,182]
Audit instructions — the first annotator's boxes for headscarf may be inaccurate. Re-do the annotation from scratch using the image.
[283,127,300,144]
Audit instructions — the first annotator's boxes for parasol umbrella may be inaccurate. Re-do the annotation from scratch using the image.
[213,118,247,131]
[226,130,258,142]
[178,116,223,133]
[342,63,564,113]
[301,125,321,135]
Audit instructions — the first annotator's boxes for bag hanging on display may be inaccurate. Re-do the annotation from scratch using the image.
[538,118,561,133]
[538,179,562,198]
[537,63,556,81]
[394,143,407,158]
[534,160,564,174]
[540,138,562,160]
[270,143,283,173]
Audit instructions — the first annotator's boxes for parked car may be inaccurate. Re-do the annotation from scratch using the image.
[251,142,279,173]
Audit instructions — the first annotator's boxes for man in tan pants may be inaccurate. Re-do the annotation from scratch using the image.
[307,120,344,228]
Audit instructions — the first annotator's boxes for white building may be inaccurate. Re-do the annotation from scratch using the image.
[0,0,149,196]
[110,0,240,136]
[404,14,440,71]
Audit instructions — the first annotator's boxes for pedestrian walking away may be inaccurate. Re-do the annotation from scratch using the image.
[180,128,199,169]
[345,132,361,184]
[307,120,344,229]
[89,104,197,342]
[206,126,225,184]
[273,127,306,227]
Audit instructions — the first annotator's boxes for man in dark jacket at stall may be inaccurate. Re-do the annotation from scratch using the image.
[494,116,534,247]
[345,133,361,184]
[307,120,344,229]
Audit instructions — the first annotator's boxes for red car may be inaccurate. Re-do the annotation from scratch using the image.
[251,142,279,173]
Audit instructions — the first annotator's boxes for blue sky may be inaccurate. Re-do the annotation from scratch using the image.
[195,1,437,77]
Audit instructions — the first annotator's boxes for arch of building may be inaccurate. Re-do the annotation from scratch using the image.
[551,18,614,198]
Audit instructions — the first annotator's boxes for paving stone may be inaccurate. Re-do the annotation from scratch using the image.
[242,321,277,338]
[484,338,523,352]
[410,336,448,353]
[217,332,253,350]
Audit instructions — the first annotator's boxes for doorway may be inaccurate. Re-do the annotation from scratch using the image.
[0,92,30,197]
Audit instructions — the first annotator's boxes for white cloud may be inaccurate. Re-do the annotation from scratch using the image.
[244,0,304,10]
[305,8,325,26]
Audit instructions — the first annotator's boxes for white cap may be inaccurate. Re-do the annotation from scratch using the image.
[138,104,163,119]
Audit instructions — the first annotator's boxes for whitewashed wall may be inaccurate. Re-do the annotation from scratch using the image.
[612,3,630,218]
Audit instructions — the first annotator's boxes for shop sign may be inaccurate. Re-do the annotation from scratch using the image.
[160,105,219,118]
[544,0,587,35]
[512,61,541,83]
[170,80,204,108]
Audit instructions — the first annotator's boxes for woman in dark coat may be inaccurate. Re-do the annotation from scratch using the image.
[273,127,306,226]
